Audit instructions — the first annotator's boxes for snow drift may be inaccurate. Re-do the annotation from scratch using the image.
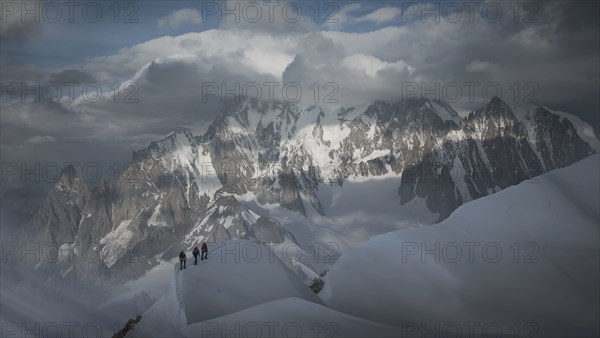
[321,154,600,337]
[136,240,402,337]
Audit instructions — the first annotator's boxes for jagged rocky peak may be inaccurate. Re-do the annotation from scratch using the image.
[360,97,461,132]
[528,106,596,170]
[214,98,311,127]
[51,165,89,200]
[462,97,529,140]
[207,97,277,128]
[13,96,600,288]
[14,164,89,264]
[470,96,517,121]
[59,164,76,183]
[184,194,289,246]
[531,106,600,151]
[133,129,203,161]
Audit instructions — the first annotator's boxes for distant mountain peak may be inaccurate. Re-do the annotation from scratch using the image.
[474,96,513,117]
[58,164,78,186]
[133,129,200,161]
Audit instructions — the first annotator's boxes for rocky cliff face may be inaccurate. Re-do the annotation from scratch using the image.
[15,166,90,283]
[14,97,599,286]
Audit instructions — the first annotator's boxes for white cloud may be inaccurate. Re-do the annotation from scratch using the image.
[325,5,401,28]
[342,53,413,78]
[157,9,203,30]
[24,135,56,145]
[324,3,362,28]
[4,1,597,150]
[42,18,554,129]
[1,0,597,200]
[355,7,402,24]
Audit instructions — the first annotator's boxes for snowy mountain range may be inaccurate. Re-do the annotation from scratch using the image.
[122,155,600,337]
[322,153,600,337]
[12,97,599,287]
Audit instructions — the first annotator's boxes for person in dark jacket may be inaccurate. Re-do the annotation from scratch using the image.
[192,246,200,265]
[201,242,208,260]
[179,250,187,270]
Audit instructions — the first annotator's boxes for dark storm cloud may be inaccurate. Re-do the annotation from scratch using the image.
[554,0,600,40]
[522,0,599,128]
[329,0,600,128]
[1,0,599,207]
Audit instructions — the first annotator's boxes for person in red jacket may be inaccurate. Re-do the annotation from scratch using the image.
[201,242,208,261]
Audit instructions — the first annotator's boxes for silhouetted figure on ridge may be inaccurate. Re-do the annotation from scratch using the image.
[192,246,200,265]
[201,242,208,261]
[179,250,187,270]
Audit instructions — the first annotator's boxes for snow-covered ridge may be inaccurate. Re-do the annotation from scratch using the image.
[136,240,402,337]
[322,154,600,337]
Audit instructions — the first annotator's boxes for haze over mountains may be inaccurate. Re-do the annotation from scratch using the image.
[2,1,599,336]
[9,96,598,289]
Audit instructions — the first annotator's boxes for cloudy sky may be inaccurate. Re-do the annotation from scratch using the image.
[1,0,599,205]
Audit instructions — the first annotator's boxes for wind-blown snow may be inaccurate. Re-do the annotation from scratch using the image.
[321,155,600,337]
